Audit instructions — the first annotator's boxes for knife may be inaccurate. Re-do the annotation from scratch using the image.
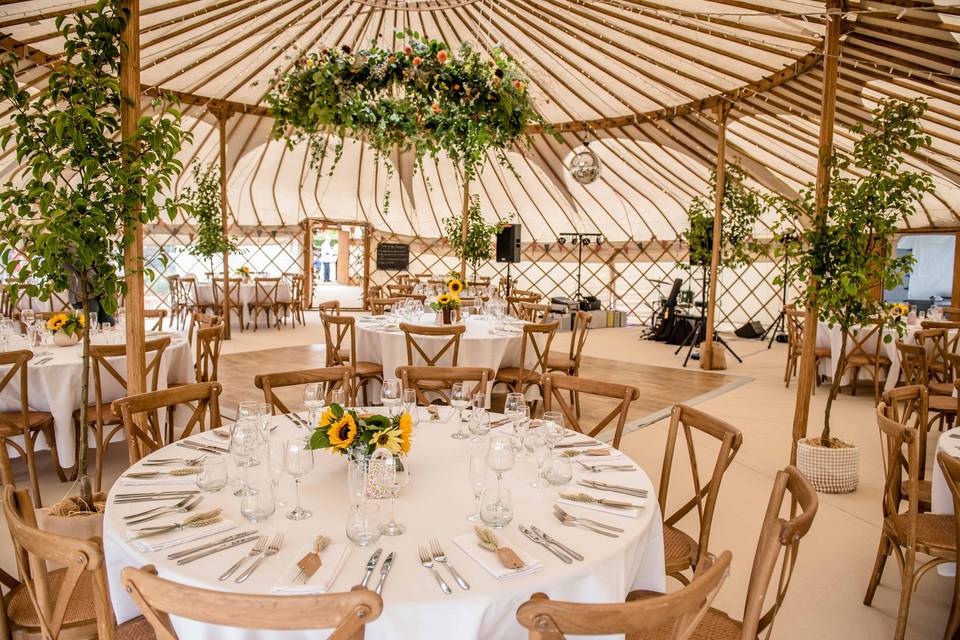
[176,535,260,565]
[176,442,225,455]
[360,548,382,588]
[578,480,647,498]
[375,552,395,595]
[115,491,200,499]
[519,525,571,564]
[555,440,602,449]
[530,526,584,561]
[167,530,259,560]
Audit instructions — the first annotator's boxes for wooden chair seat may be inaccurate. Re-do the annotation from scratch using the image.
[355,362,384,378]
[814,347,831,358]
[929,394,957,414]
[846,353,891,367]
[883,513,958,556]
[0,410,52,433]
[495,367,541,384]
[625,591,742,640]
[74,403,120,426]
[116,616,156,640]
[901,479,932,512]
[546,354,575,371]
[663,525,699,575]
[5,567,95,629]
[930,381,954,396]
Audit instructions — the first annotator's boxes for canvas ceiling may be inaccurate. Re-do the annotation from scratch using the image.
[0,0,958,241]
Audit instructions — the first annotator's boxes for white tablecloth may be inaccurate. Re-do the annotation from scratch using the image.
[816,322,924,391]
[932,427,959,577]
[195,281,293,306]
[104,411,666,639]
[0,332,193,467]
[356,314,540,403]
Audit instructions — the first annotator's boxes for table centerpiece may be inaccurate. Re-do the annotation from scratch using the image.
[430,278,463,324]
[46,311,85,346]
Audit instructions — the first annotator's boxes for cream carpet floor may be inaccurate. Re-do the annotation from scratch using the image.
[4,316,954,639]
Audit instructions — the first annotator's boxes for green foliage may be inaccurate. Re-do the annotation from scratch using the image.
[682,163,765,271]
[441,196,505,279]
[773,98,935,445]
[0,0,190,485]
[181,163,238,265]
[266,31,550,209]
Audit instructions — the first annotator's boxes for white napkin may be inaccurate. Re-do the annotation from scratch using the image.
[452,532,543,580]
[560,448,626,462]
[119,476,198,486]
[271,544,351,594]
[556,495,642,519]
[128,520,236,553]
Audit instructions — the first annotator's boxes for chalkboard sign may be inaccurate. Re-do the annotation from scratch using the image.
[376,243,410,270]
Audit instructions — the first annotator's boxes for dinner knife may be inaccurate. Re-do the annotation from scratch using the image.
[578,480,647,498]
[375,552,395,595]
[176,535,260,565]
[519,525,571,564]
[530,527,584,561]
[555,440,602,449]
[167,530,259,560]
[176,442,225,455]
[360,548,382,588]
[115,491,200,499]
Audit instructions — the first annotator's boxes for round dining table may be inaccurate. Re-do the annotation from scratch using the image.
[815,321,928,392]
[0,330,193,467]
[103,409,666,639]
[932,426,959,577]
[195,280,293,307]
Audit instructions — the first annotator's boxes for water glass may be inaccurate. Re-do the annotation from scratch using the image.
[450,382,470,440]
[285,439,314,521]
[469,408,491,442]
[267,438,287,508]
[480,487,513,529]
[196,457,228,492]
[240,483,276,522]
[230,418,260,496]
[20,309,35,331]
[330,387,346,406]
[88,312,98,336]
[512,405,530,457]
[303,383,324,429]
[347,458,368,507]
[543,454,573,486]
[381,378,402,416]
[542,411,565,449]
[346,503,381,546]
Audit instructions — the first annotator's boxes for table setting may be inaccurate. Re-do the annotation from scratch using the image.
[102,383,665,640]
[932,426,960,578]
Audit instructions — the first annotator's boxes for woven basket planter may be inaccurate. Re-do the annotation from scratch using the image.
[796,440,859,494]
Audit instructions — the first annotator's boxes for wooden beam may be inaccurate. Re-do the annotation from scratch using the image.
[362,224,372,310]
[302,219,313,308]
[790,0,844,463]
[701,102,730,371]
[120,0,146,397]
[210,107,233,339]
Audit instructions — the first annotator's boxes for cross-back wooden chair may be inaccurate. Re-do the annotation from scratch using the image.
[400,322,465,368]
[921,320,960,394]
[122,565,382,640]
[881,385,932,510]
[248,277,282,331]
[518,302,550,323]
[177,276,207,320]
[164,324,223,442]
[542,373,639,449]
[507,294,539,317]
[318,300,341,316]
[494,320,559,405]
[840,322,891,403]
[212,277,244,332]
[899,340,958,431]
[1,486,152,640]
[397,366,493,406]
[915,327,951,392]
[113,382,223,465]
[547,311,591,414]
[386,284,414,297]
[287,274,306,326]
[143,309,167,332]
[187,311,220,347]
[935,452,960,640]
[321,313,383,405]
[864,406,957,640]
[628,465,818,640]
[46,289,71,313]
[516,551,731,640]
[0,351,65,507]
[368,297,404,315]
[939,306,960,321]
[166,275,183,327]
[783,308,830,391]
[254,366,355,416]
[81,337,170,491]
[658,404,743,585]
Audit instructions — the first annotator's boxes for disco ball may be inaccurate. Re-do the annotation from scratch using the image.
[568,147,601,184]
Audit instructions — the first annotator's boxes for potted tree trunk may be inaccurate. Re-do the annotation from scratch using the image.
[776,98,935,493]
[442,196,506,284]
[0,0,189,533]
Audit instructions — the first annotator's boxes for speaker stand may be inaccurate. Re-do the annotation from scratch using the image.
[674,266,743,367]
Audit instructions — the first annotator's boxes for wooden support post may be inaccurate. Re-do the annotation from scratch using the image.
[790,0,843,463]
[460,178,470,281]
[701,102,730,370]
[337,228,350,284]
[302,219,313,308]
[952,231,960,306]
[211,108,232,339]
[120,0,145,395]
[362,224,372,310]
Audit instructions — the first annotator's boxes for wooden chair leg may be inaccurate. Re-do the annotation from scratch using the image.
[0,439,14,492]
[863,534,890,605]
[893,551,916,640]
[93,422,104,493]
[944,571,960,640]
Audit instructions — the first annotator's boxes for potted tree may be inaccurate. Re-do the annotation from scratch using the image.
[0,1,190,529]
[182,162,239,283]
[442,196,506,283]
[776,99,935,493]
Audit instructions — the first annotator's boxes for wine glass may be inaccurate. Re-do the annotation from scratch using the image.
[267,438,287,508]
[469,408,491,442]
[302,383,324,428]
[450,382,470,440]
[403,388,419,431]
[229,418,259,497]
[486,435,515,492]
[285,439,314,520]
[504,392,525,418]
[512,404,530,457]
[379,457,408,536]
[542,411,565,450]
[330,387,346,407]
[381,378,402,417]
[0,317,14,350]
[20,309,34,333]
[525,430,549,488]
[467,451,486,522]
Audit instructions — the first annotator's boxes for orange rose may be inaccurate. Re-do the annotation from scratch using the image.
[437,50,448,64]
[403,45,413,55]
[513,79,524,92]
[412,56,422,66]
[431,102,441,114]
[388,54,396,64]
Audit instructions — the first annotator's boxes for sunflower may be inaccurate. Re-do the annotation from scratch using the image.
[318,407,338,429]
[448,279,464,296]
[437,293,452,306]
[398,412,412,454]
[327,413,358,450]
[371,428,403,455]
[46,313,67,331]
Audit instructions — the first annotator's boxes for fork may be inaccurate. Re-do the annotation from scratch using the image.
[576,461,636,473]
[429,539,469,590]
[419,546,452,594]
[122,495,195,521]
[124,496,202,525]
[554,505,624,533]
[220,536,266,581]
[236,534,284,583]
[142,456,205,467]
[554,510,620,538]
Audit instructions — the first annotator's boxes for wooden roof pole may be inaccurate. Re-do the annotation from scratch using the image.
[790,0,843,463]
[302,219,313,309]
[211,107,233,339]
[700,101,730,371]
[459,177,470,282]
[121,0,145,395]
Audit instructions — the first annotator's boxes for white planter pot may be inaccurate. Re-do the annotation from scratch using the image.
[796,440,860,494]
[53,331,79,347]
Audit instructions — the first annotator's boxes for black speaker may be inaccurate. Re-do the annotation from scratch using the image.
[734,320,765,339]
[496,224,521,263]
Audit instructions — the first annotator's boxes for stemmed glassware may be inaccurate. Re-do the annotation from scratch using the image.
[381,378,402,417]
[0,317,14,350]
[302,383,324,429]
[379,456,409,536]
[525,430,549,488]
[467,451,486,522]
[486,435,515,492]
[450,383,470,440]
[469,408,491,442]
[267,438,287,508]
[230,418,260,497]
[330,387,346,406]
[284,439,314,520]
[542,411,565,451]
[512,404,530,457]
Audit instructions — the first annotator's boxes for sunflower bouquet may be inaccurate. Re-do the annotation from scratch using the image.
[45,312,85,336]
[889,302,910,318]
[308,403,412,458]
[430,277,463,312]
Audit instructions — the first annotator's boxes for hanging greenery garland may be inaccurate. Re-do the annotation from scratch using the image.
[181,163,239,270]
[266,30,550,203]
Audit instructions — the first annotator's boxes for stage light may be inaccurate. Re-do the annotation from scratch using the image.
[582,237,590,246]
[596,236,604,246]
[558,236,567,245]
